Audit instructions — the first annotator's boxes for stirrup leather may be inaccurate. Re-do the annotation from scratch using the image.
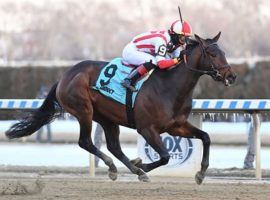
[121,79,137,92]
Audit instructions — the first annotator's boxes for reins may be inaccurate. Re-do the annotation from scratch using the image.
[181,42,229,78]
[182,54,216,76]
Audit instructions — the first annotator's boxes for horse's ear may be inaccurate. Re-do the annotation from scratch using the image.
[194,34,200,41]
[212,32,221,43]
[194,34,207,47]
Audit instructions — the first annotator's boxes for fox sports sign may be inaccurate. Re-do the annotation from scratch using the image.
[138,133,194,167]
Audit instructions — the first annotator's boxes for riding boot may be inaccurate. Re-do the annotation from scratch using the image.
[121,62,155,92]
[121,68,142,92]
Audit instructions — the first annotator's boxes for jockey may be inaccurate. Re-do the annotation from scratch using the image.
[121,20,192,92]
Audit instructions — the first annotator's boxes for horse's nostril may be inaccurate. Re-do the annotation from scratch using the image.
[233,74,237,81]
[228,74,236,84]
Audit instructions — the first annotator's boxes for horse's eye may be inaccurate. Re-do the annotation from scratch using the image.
[210,53,217,57]
[207,51,217,57]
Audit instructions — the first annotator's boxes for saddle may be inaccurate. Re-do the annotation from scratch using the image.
[93,58,148,128]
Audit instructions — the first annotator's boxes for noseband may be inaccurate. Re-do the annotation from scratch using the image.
[183,43,230,80]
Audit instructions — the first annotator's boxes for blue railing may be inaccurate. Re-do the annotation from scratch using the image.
[1,99,270,112]
[0,98,266,180]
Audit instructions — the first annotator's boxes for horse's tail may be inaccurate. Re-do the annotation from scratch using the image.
[5,82,63,139]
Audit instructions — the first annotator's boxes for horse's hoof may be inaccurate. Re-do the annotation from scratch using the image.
[138,173,150,182]
[131,158,142,167]
[108,170,117,181]
[195,171,205,185]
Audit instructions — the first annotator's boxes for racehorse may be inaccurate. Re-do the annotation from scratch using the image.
[6,32,236,184]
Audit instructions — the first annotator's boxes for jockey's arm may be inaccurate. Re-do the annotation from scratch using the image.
[157,58,179,69]
[155,44,182,69]
[156,46,186,69]
[156,44,179,69]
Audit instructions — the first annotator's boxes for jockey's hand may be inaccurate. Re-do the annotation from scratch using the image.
[179,49,187,61]
[175,57,181,64]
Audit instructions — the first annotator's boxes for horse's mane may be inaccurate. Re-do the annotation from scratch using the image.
[186,37,214,50]
[186,38,199,51]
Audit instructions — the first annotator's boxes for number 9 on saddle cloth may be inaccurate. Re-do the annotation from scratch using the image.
[93,58,148,107]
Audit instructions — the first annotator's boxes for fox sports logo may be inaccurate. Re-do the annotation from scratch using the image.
[144,135,193,166]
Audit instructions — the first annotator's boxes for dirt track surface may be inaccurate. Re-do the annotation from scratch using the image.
[0,170,270,200]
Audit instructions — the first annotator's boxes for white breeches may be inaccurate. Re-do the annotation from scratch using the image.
[122,43,157,66]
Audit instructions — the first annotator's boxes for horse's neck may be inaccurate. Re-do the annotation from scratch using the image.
[171,49,201,88]
[168,62,201,103]
[151,48,202,109]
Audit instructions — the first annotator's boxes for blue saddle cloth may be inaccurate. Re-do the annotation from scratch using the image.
[93,58,147,107]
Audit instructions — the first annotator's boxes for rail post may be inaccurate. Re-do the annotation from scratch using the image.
[188,113,202,128]
[89,154,95,177]
[252,112,262,180]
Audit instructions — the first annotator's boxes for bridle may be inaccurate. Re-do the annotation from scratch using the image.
[182,42,231,81]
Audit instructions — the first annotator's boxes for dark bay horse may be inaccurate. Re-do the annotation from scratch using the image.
[6,32,236,184]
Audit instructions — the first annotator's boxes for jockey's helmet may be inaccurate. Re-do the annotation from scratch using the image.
[170,20,192,36]
[169,20,192,46]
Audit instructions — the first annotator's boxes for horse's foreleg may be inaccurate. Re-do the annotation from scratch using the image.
[101,121,149,182]
[135,127,170,173]
[168,121,211,185]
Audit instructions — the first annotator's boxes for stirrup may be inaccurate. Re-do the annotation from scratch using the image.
[121,80,138,92]
[127,85,138,92]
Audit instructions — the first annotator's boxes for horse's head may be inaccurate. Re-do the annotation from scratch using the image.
[193,32,236,86]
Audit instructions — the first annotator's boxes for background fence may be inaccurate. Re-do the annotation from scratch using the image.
[1,99,268,179]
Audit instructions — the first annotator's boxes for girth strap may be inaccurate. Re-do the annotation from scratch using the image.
[125,89,136,128]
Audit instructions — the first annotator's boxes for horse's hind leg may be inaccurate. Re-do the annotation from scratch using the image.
[57,72,117,180]
[100,120,149,182]
[168,121,211,185]
[77,112,118,180]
